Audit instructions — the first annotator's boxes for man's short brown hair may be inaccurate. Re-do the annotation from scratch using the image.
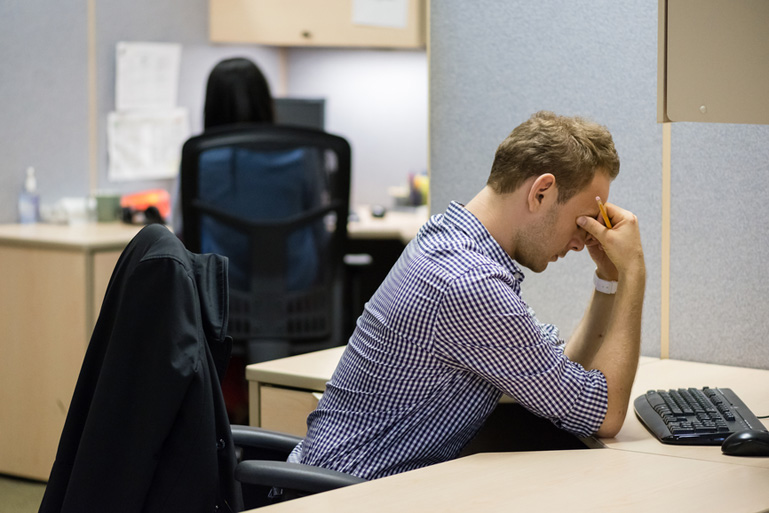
[487,111,620,203]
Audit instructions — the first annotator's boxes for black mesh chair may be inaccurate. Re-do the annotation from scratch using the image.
[181,124,351,362]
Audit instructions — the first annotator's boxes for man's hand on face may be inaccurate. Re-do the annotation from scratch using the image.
[578,202,645,281]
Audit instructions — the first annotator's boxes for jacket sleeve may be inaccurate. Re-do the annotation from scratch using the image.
[60,254,202,512]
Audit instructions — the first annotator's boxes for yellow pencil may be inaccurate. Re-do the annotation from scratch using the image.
[596,197,612,228]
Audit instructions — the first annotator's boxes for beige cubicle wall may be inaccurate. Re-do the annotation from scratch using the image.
[429,1,769,371]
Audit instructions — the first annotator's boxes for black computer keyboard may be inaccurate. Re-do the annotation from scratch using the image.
[634,387,766,445]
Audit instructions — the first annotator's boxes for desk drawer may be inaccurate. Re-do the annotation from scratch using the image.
[260,386,321,438]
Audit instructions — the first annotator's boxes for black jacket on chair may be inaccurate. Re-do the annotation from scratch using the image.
[39,224,242,513]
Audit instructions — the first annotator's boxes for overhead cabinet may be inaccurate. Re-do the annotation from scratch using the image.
[210,0,426,48]
[659,0,769,124]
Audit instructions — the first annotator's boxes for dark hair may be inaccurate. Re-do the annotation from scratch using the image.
[204,57,275,130]
[487,111,620,203]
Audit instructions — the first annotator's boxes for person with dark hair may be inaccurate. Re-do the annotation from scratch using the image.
[188,56,324,294]
[289,111,646,480]
[203,57,275,129]
[173,57,276,233]
[178,57,324,422]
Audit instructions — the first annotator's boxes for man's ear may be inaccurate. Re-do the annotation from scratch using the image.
[526,173,556,212]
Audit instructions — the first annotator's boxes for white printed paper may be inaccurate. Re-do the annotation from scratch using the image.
[352,0,408,29]
[115,41,182,111]
[107,108,190,181]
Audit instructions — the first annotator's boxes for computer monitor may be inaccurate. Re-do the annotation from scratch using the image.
[273,98,326,130]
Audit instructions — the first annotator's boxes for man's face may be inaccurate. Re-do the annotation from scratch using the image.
[515,172,611,273]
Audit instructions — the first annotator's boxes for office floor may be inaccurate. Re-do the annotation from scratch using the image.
[0,475,45,513]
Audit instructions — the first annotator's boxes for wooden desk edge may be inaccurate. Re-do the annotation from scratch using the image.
[247,449,769,513]
[0,223,144,251]
[246,369,329,392]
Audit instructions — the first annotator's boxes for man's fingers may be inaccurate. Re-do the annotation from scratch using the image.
[577,215,606,239]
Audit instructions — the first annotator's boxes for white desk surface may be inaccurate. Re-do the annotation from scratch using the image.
[245,350,769,511]
[253,448,769,513]
[347,205,428,244]
[600,358,769,469]
[246,345,346,392]
[0,206,426,249]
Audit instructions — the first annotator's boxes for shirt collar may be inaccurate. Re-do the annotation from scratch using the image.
[441,201,526,285]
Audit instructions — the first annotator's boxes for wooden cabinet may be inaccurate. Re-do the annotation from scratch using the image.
[0,223,141,480]
[210,0,426,48]
[259,386,322,437]
[659,0,769,124]
[246,345,345,437]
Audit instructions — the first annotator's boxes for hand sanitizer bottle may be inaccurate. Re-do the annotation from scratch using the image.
[18,166,40,224]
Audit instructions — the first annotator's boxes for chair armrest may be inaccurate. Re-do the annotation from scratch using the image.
[235,460,366,494]
[230,425,303,455]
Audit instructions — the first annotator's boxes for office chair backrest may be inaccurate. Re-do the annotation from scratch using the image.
[180,124,351,353]
[39,224,242,513]
[38,224,356,511]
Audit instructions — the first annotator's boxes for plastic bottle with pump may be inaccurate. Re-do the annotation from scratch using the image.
[18,167,40,224]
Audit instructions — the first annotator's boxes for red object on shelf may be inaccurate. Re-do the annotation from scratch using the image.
[120,189,171,220]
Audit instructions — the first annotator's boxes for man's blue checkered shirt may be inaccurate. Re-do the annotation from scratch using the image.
[289,201,608,479]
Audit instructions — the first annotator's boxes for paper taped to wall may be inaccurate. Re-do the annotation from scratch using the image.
[115,41,182,112]
[107,108,189,181]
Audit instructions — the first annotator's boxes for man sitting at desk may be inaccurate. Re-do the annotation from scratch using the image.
[289,111,646,479]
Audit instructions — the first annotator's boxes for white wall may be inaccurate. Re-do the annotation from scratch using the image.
[285,48,428,208]
[430,0,662,357]
[0,1,428,222]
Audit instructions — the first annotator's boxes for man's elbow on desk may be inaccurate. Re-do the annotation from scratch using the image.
[594,405,629,438]
[593,360,640,438]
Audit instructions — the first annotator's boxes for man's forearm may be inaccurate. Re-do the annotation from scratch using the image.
[565,287,616,368]
[591,267,646,437]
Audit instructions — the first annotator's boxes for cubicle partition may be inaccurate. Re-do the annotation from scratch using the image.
[429,0,769,370]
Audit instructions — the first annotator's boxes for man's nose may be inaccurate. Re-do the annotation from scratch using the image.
[570,235,586,252]
[571,228,596,252]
